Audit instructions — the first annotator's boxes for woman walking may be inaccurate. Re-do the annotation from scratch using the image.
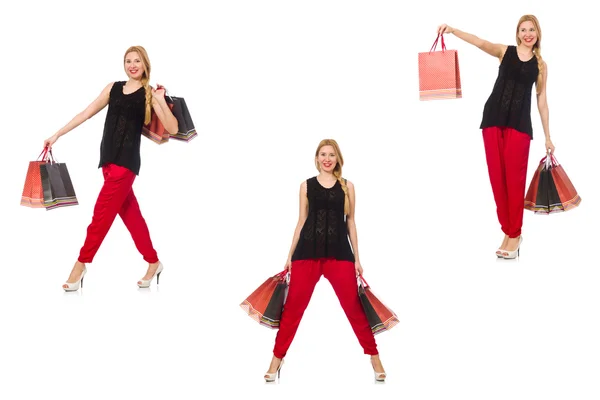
[264,139,387,382]
[43,46,178,291]
[438,15,555,258]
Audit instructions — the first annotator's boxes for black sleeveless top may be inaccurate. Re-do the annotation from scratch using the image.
[98,81,146,175]
[291,177,355,263]
[480,46,539,138]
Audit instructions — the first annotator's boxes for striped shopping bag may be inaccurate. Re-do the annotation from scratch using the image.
[418,34,462,100]
[20,148,51,208]
[240,270,289,329]
[358,276,399,335]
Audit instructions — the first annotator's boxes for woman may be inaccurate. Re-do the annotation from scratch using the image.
[43,46,178,291]
[438,15,555,259]
[263,139,387,382]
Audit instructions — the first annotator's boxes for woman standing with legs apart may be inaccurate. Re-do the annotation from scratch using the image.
[43,46,178,291]
[438,15,555,259]
[264,139,386,382]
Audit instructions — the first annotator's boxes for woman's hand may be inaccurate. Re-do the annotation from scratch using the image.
[545,138,555,155]
[152,85,166,102]
[43,134,58,149]
[355,260,363,277]
[438,24,455,35]
[284,258,292,272]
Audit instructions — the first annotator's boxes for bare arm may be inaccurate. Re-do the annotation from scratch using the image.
[439,24,507,60]
[285,181,309,268]
[151,90,179,135]
[51,82,113,141]
[536,61,554,152]
[346,181,361,272]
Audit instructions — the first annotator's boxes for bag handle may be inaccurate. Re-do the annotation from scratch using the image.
[156,83,174,102]
[37,147,52,162]
[274,270,290,283]
[429,34,447,53]
[357,274,369,288]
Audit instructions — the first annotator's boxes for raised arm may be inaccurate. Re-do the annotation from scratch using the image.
[438,24,507,60]
[536,61,554,154]
[151,86,179,135]
[44,82,114,149]
[284,180,309,271]
[345,180,362,276]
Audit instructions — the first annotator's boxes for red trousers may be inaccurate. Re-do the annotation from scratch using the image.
[482,127,531,238]
[273,258,378,359]
[78,163,158,264]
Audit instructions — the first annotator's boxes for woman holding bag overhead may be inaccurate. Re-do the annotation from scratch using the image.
[43,46,178,291]
[263,139,387,383]
[438,15,555,259]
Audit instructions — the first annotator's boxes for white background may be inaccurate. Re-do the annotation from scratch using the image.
[1,1,598,399]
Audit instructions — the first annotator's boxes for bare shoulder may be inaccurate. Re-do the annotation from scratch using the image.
[300,179,308,193]
[345,179,355,190]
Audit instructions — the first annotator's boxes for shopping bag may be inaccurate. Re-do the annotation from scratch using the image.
[525,155,581,214]
[550,155,581,211]
[20,148,51,208]
[240,270,289,329]
[418,34,462,100]
[524,157,543,212]
[39,150,78,210]
[168,96,198,142]
[357,276,399,335]
[142,98,174,145]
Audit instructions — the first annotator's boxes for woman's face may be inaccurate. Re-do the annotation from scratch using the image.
[316,145,337,173]
[518,21,538,49]
[124,51,144,80]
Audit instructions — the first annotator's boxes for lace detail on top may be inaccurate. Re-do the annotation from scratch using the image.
[291,177,355,262]
[98,81,146,175]
[480,46,539,138]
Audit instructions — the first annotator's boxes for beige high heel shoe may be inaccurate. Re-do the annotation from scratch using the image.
[502,236,523,259]
[63,267,87,292]
[371,357,386,382]
[137,262,164,288]
[264,359,284,382]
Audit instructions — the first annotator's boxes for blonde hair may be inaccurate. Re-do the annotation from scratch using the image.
[516,15,544,94]
[314,139,349,215]
[123,46,152,125]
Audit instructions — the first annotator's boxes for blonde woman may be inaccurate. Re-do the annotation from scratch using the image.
[438,15,555,259]
[43,46,178,291]
[264,139,387,383]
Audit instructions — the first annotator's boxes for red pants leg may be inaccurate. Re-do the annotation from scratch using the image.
[273,259,322,359]
[323,259,378,355]
[482,127,531,238]
[119,189,159,263]
[78,164,155,263]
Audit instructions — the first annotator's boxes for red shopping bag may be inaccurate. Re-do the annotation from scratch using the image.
[550,155,581,211]
[418,34,462,100]
[524,156,545,212]
[20,148,51,208]
[525,155,581,214]
[142,87,174,144]
[358,276,399,335]
[240,270,289,329]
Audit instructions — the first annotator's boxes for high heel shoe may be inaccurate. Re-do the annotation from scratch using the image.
[371,358,386,382]
[502,236,523,259]
[496,249,504,258]
[137,262,164,288]
[373,370,387,382]
[264,359,284,382]
[63,267,87,292]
